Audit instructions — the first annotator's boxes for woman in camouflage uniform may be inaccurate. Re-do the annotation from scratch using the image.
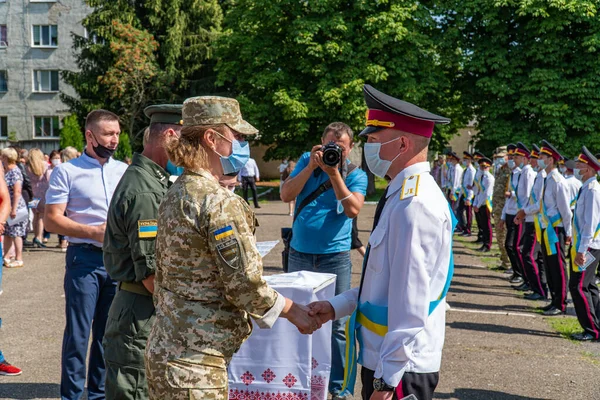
[145,96,317,400]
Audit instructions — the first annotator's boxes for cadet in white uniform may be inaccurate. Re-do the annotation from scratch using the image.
[515,144,548,299]
[538,140,573,315]
[308,84,454,400]
[472,152,485,243]
[473,158,495,252]
[501,144,524,282]
[568,147,600,341]
[457,152,476,236]
[448,152,463,214]
[562,159,583,211]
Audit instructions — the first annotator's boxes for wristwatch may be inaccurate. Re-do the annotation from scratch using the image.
[373,377,395,392]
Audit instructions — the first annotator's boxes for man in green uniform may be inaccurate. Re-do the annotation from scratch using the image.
[492,146,511,270]
[102,104,183,400]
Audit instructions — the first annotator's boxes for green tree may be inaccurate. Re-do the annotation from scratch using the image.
[114,131,133,161]
[215,0,467,161]
[59,114,84,151]
[61,0,223,150]
[437,0,600,156]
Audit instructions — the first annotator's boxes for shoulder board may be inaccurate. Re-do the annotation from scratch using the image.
[590,180,600,191]
[400,174,420,200]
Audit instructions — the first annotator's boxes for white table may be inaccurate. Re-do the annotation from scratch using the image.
[228,271,336,400]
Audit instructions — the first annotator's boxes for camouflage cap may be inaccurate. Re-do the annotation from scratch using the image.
[494,146,508,157]
[144,104,183,125]
[182,96,258,135]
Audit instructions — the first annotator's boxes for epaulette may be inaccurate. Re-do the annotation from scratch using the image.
[400,174,420,200]
[551,173,561,183]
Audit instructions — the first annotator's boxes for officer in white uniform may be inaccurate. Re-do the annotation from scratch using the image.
[561,159,582,210]
[457,152,476,236]
[568,147,600,341]
[473,157,495,252]
[447,152,463,214]
[501,144,524,283]
[472,152,484,242]
[308,84,454,400]
[515,144,548,300]
[538,140,573,315]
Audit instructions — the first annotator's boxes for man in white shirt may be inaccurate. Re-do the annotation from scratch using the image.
[45,109,128,400]
[457,152,476,236]
[500,144,524,282]
[308,84,454,400]
[569,147,600,341]
[474,158,495,252]
[239,157,261,208]
[561,159,582,211]
[537,140,573,316]
[447,152,463,215]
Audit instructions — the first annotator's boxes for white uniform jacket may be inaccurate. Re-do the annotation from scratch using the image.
[329,162,453,387]
[516,165,536,215]
[502,167,522,219]
[564,175,583,211]
[541,168,572,237]
[523,169,547,223]
[574,177,600,253]
[474,171,494,209]
[461,164,476,201]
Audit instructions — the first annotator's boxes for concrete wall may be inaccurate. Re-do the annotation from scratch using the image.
[0,0,90,154]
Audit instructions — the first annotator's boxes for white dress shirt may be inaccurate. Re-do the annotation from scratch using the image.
[474,170,494,208]
[524,169,547,223]
[473,168,482,199]
[239,158,260,179]
[329,162,453,387]
[563,175,582,211]
[516,164,536,214]
[461,164,476,201]
[574,177,600,252]
[451,163,464,199]
[502,167,521,219]
[541,168,572,237]
[46,152,128,247]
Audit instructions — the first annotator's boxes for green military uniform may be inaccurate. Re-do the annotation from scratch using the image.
[492,147,511,268]
[145,96,285,400]
[102,104,183,400]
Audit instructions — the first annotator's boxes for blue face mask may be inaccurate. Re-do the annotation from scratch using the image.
[573,168,584,181]
[166,160,184,176]
[507,159,515,169]
[537,159,546,170]
[215,133,250,176]
[364,137,401,178]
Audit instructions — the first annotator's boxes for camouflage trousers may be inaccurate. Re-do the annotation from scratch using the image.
[493,206,510,268]
[146,350,229,400]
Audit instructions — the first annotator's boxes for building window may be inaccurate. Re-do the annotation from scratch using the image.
[32,25,58,47]
[33,70,59,92]
[0,117,6,138]
[34,116,60,137]
[0,71,7,92]
[0,25,7,47]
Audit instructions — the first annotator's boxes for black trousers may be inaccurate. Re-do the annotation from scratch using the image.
[474,201,483,240]
[541,227,568,311]
[478,206,493,249]
[505,214,526,280]
[569,248,600,338]
[361,367,439,400]
[457,196,473,234]
[241,176,259,207]
[521,222,547,296]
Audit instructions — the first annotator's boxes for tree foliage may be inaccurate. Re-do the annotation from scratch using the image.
[216,0,467,161]
[114,131,133,161]
[437,0,600,156]
[59,114,84,152]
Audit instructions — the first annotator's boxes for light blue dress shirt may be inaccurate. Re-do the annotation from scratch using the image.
[45,152,128,247]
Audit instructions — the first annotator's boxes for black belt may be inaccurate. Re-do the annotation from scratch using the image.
[68,243,103,252]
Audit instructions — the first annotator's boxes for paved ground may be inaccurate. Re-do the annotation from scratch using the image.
[1,201,599,399]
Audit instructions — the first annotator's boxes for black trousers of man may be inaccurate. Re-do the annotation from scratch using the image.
[505,214,526,282]
[569,248,600,338]
[478,206,493,250]
[362,367,439,400]
[521,222,547,296]
[474,201,484,242]
[541,227,568,312]
[241,176,260,207]
[457,196,473,235]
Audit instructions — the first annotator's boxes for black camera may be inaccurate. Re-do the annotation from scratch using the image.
[321,141,342,167]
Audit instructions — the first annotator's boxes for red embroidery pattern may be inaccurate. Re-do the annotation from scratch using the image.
[240,371,255,386]
[282,373,298,388]
[262,368,276,383]
[310,375,326,400]
[311,358,318,370]
[229,389,309,400]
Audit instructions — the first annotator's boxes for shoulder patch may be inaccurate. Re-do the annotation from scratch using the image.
[400,175,420,200]
[138,220,158,238]
[212,223,241,269]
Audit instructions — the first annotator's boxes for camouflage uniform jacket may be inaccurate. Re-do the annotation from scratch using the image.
[493,164,510,213]
[147,169,284,366]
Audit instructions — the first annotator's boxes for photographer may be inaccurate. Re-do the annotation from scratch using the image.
[280,122,367,399]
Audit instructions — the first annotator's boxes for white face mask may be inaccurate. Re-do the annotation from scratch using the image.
[573,168,584,181]
[51,159,60,167]
[364,137,402,178]
[537,159,547,170]
[507,159,515,169]
[559,166,567,175]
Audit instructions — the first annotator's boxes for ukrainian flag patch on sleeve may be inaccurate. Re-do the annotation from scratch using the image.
[214,225,235,241]
[138,220,158,239]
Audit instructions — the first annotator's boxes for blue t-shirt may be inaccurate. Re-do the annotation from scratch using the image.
[290,152,368,254]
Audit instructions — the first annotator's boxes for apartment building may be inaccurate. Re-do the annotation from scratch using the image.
[0,0,90,153]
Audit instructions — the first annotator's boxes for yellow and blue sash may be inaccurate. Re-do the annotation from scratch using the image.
[510,174,522,209]
[529,191,542,242]
[340,205,457,395]
[540,199,562,256]
[481,178,493,212]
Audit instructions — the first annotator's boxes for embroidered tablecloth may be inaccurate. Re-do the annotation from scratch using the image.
[228,271,336,400]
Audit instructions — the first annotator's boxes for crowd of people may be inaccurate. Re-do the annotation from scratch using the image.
[436,142,600,341]
[0,85,598,400]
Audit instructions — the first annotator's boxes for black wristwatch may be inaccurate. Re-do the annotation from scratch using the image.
[373,377,395,392]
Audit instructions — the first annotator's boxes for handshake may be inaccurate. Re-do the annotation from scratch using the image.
[281,300,337,335]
